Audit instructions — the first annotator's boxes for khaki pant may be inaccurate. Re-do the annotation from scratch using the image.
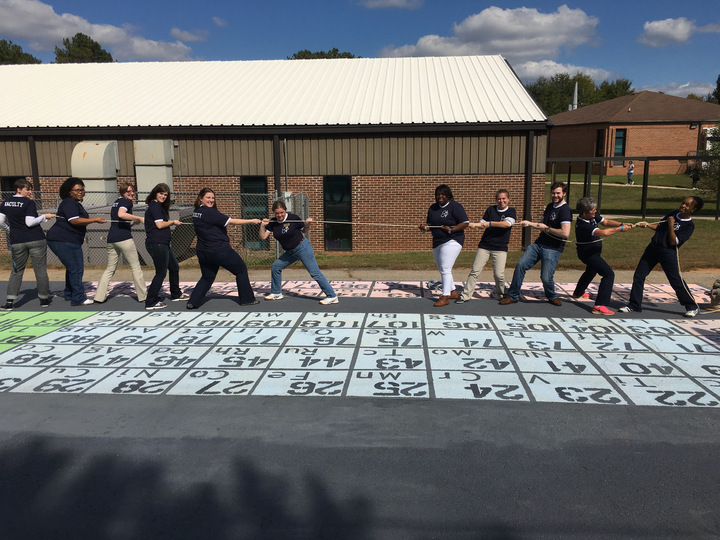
[94,238,147,302]
[460,248,508,301]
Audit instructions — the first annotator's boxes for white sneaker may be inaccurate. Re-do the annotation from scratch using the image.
[80,298,94,305]
[319,296,339,305]
[146,301,167,311]
[618,306,636,313]
[171,293,190,301]
[264,293,284,301]
[683,308,699,318]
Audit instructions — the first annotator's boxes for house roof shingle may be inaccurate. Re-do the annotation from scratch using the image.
[550,91,720,126]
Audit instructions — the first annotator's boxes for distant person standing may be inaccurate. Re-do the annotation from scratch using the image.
[456,189,516,303]
[0,179,55,310]
[626,161,635,185]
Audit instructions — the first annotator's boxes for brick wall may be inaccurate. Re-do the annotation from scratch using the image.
[548,122,701,175]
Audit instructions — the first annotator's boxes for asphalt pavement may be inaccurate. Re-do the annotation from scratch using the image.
[1,269,719,539]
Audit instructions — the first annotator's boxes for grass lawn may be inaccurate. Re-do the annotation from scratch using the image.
[547,173,718,217]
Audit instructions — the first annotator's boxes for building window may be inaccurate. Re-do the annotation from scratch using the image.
[595,129,605,157]
[324,175,352,251]
[613,129,626,166]
[240,176,269,250]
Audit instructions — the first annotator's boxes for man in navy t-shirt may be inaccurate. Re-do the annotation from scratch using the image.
[457,189,516,303]
[500,182,572,306]
[0,178,55,309]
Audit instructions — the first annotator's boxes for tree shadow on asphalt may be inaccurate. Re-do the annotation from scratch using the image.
[0,436,373,540]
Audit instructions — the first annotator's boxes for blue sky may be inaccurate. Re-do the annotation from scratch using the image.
[1,0,719,97]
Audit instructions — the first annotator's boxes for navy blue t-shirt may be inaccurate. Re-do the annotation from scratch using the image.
[478,205,516,252]
[652,210,694,248]
[193,205,232,253]
[535,201,572,252]
[107,197,133,243]
[0,196,45,244]
[144,200,171,245]
[265,213,305,251]
[575,212,604,258]
[46,197,89,245]
[426,200,469,248]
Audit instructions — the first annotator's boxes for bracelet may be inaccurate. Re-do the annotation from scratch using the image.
[488,221,492,228]
[621,225,624,231]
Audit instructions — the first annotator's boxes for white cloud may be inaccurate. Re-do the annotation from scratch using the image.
[381,5,598,63]
[514,60,613,85]
[360,0,422,8]
[638,81,715,98]
[170,27,208,43]
[0,0,193,61]
[638,17,720,47]
[212,17,227,28]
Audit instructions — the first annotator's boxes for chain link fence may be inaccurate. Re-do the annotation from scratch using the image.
[1,190,309,267]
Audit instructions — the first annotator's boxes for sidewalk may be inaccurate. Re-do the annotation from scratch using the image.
[33,265,719,286]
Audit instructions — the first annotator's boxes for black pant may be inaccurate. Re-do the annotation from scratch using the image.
[574,251,615,306]
[189,248,255,305]
[145,243,181,307]
[628,244,697,312]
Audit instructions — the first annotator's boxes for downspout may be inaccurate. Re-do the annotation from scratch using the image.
[523,131,535,248]
[273,135,282,196]
[28,136,40,189]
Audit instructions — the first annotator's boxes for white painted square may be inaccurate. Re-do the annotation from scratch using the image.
[426,348,514,372]
[252,370,348,396]
[612,375,720,407]
[272,346,354,370]
[196,346,277,370]
[354,347,426,371]
[346,370,429,398]
[432,371,529,401]
[523,373,627,405]
[167,368,264,395]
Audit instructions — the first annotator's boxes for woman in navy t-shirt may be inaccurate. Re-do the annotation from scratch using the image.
[259,200,338,304]
[418,184,469,306]
[94,182,146,304]
[143,183,186,310]
[46,177,107,306]
[187,188,261,309]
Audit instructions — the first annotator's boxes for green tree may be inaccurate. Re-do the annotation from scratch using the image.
[705,75,720,104]
[289,48,358,59]
[687,93,705,101]
[525,73,634,116]
[54,33,113,63]
[597,78,633,101]
[0,39,41,64]
[525,73,598,116]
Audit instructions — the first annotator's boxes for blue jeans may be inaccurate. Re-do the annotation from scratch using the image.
[145,243,181,307]
[190,248,255,305]
[271,239,335,297]
[7,240,51,301]
[506,243,562,300]
[628,244,697,312]
[47,240,86,305]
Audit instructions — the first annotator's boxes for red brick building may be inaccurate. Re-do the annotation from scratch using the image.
[548,91,720,175]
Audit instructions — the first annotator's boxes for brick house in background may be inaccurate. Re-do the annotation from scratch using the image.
[548,91,720,175]
[0,56,548,255]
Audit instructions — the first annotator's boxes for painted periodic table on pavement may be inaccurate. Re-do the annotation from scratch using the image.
[1,305,719,408]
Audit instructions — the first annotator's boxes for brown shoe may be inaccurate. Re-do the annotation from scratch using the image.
[499,296,518,305]
[548,297,562,306]
[434,296,450,307]
[449,290,459,300]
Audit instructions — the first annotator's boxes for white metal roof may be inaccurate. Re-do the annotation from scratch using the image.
[0,55,546,129]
